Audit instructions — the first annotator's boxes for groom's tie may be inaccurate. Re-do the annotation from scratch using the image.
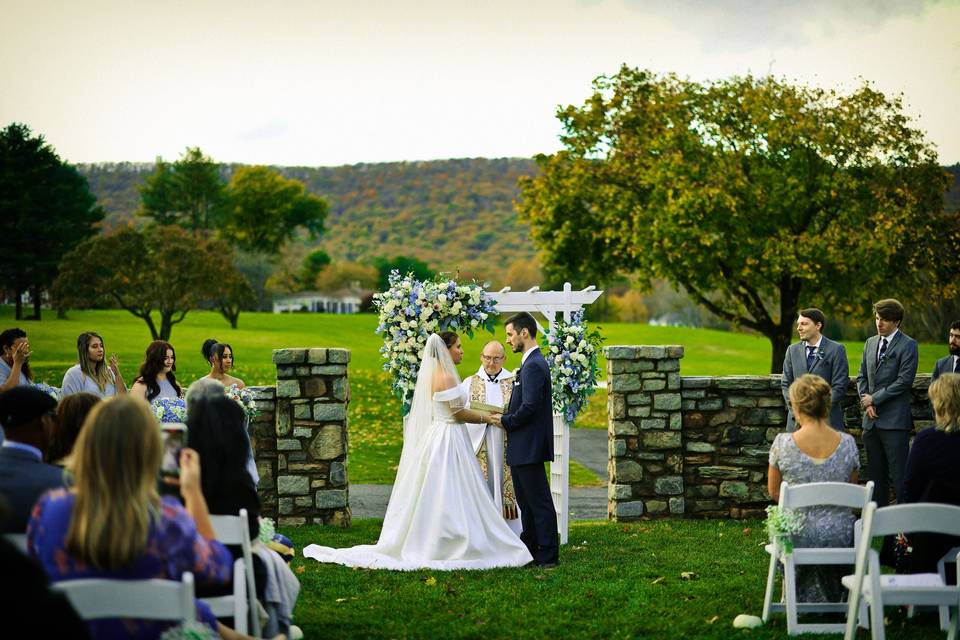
[805,346,816,371]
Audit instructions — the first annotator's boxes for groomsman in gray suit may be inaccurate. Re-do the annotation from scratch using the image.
[781,308,850,431]
[856,298,918,508]
[931,320,960,380]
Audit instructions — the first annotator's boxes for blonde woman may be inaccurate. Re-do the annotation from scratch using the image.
[901,373,960,577]
[26,397,272,640]
[61,332,127,399]
[768,374,860,603]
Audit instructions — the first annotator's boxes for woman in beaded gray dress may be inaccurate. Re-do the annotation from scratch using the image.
[768,374,860,603]
[129,340,182,403]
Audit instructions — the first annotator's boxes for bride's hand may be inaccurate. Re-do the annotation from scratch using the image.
[488,413,502,427]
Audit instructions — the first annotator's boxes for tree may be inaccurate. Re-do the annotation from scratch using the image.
[208,254,256,329]
[314,261,378,292]
[373,256,434,291]
[518,68,959,372]
[0,123,103,319]
[138,147,227,232]
[52,226,241,340]
[223,166,327,254]
[299,249,331,288]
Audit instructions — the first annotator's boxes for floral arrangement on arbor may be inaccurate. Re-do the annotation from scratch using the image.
[541,310,603,424]
[765,505,806,556]
[374,270,498,414]
[152,397,187,427]
[225,383,259,420]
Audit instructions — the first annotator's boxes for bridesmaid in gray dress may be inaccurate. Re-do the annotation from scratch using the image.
[768,374,860,603]
[129,340,182,403]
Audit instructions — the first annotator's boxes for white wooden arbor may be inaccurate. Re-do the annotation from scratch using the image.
[489,282,604,544]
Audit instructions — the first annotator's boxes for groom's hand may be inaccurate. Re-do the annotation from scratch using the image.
[488,413,503,427]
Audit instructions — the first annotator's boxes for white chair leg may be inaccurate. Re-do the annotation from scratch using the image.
[784,559,798,635]
[869,597,885,640]
[949,603,959,640]
[762,552,778,622]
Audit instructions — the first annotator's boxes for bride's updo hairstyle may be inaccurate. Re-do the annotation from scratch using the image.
[439,331,459,349]
[788,374,831,423]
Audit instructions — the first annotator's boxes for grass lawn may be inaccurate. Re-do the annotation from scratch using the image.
[3,306,945,480]
[284,518,943,639]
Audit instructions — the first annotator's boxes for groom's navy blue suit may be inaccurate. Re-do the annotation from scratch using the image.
[501,347,558,565]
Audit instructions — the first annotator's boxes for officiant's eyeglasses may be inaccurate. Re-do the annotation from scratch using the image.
[481,355,504,362]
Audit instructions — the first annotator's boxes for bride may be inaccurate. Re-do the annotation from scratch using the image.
[303,331,533,570]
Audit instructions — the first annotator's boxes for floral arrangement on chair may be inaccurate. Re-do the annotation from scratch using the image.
[765,505,806,556]
[541,310,603,424]
[374,270,498,414]
[224,383,259,419]
[152,397,187,427]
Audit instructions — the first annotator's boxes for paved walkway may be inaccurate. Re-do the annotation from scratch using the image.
[350,428,610,521]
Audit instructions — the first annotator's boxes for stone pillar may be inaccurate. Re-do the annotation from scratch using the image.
[273,348,351,528]
[247,386,278,518]
[606,345,684,520]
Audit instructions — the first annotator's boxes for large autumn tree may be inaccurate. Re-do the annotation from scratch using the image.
[518,67,958,372]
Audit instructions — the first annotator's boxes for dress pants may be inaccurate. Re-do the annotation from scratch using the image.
[862,427,910,507]
[510,463,559,565]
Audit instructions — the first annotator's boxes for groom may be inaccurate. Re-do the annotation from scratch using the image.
[490,312,559,568]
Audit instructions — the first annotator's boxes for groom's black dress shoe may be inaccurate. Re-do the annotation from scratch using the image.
[531,561,557,569]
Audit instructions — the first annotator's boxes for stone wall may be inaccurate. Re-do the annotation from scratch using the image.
[244,348,352,528]
[606,345,935,521]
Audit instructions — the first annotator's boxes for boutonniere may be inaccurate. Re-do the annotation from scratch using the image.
[814,349,825,361]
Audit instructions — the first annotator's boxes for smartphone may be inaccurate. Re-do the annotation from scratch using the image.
[160,429,184,478]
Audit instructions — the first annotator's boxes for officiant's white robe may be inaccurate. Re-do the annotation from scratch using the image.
[460,367,522,536]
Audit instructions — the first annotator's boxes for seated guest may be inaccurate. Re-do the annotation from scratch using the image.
[47,392,100,468]
[0,386,65,533]
[129,341,182,403]
[202,339,246,389]
[902,373,960,581]
[187,378,259,487]
[61,332,127,399]
[27,396,266,640]
[768,374,860,603]
[0,327,33,392]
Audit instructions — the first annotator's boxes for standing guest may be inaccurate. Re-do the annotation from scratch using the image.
[781,308,850,431]
[0,328,33,392]
[901,373,960,581]
[0,386,65,533]
[61,332,127,399]
[932,320,960,380]
[768,374,861,603]
[129,340,182,403]
[202,339,245,389]
[47,392,100,468]
[856,298,918,508]
[27,396,267,640]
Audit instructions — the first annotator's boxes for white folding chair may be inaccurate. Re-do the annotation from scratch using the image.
[762,480,874,635]
[843,502,960,640]
[52,572,196,624]
[4,533,28,554]
[208,508,260,637]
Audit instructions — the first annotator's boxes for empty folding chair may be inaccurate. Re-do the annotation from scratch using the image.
[762,480,874,634]
[843,502,960,640]
[208,508,260,636]
[52,572,196,625]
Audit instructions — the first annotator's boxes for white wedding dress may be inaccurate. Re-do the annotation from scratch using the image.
[303,335,532,571]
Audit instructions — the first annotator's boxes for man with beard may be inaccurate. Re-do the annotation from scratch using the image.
[932,320,960,380]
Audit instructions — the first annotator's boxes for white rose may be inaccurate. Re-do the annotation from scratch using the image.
[470,319,478,327]
[565,336,574,345]
[437,294,447,302]
[451,301,462,313]
[579,339,587,348]
[400,321,409,330]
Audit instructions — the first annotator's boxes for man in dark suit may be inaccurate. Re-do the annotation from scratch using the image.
[490,312,558,568]
[0,386,65,533]
[856,298,918,508]
[932,320,960,381]
[781,308,850,431]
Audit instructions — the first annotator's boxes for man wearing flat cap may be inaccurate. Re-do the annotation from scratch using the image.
[0,386,66,533]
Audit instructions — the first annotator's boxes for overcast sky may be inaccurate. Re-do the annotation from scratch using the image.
[1,0,957,166]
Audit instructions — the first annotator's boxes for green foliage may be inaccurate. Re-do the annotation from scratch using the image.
[138,147,227,232]
[223,165,328,254]
[51,226,246,340]
[299,249,331,288]
[373,256,434,291]
[519,68,959,372]
[0,123,103,319]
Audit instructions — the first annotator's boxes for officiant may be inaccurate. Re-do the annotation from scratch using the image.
[459,340,522,535]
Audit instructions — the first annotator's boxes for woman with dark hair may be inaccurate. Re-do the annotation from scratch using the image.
[48,392,100,468]
[0,327,33,392]
[130,341,182,403]
[61,332,126,399]
[202,339,245,390]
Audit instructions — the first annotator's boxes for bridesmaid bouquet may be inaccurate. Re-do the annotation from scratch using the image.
[33,382,61,402]
[224,383,259,419]
[542,310,603,424]
[152,397,187,426]
[374,270,498,414]
[765,505,806,556]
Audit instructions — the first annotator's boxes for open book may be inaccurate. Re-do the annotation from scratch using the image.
[471,400,508,414]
